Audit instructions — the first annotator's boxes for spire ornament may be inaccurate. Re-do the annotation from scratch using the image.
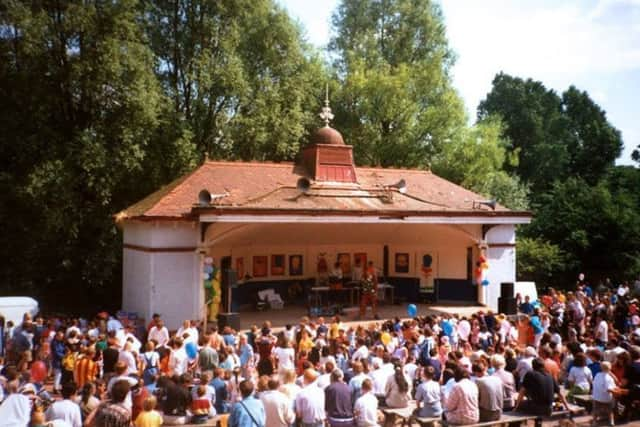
[319,83,334,127]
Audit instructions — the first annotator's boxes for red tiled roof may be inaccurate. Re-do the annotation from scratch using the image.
[117,160,529,220]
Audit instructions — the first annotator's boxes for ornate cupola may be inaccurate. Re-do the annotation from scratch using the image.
[301,89,357,183]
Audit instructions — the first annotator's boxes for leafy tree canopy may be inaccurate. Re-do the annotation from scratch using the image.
[330,0,466,168]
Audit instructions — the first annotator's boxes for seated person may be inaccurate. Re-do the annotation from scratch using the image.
[190,385,213,423]
[444,366,479,425]
[514,358,571,416]
[415,366,443,418]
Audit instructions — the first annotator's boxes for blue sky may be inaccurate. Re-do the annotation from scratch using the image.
[278,0,640,165]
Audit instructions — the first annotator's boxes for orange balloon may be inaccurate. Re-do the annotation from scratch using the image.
[31,361,47,383]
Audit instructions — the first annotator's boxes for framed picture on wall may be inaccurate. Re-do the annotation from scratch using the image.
[271,254,285,275]
[337,253,351,275]
[395,253,410,273]
[236,257,244,279]
[354,253,367,270]
[289,255,303,276]
[253,256,268,277]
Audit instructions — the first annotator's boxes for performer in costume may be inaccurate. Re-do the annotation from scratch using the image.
[359,261,379,319]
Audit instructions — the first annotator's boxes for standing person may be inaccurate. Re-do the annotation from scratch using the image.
[198,339,219,373]
[148,319,169,349]
[592,361,616,427]
[443,367,479,425]
[141,342,160,387]
[51,330,66,394]
[74,347,98,388]
[295,369,326,427]
[228,380,266,427]
[238,334,255,380]
[353,379,380,427]
[46,381,82,427]
[86,380,132,427]
[169,337,189,376]
[472,361,503,422]
[359,261,379,320]
[273,336,295,379]
[325,369,355,427]
[260,378,295,427]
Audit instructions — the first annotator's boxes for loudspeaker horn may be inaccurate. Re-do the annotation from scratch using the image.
[297,177,311,193]
[387,178,407,194]
[198,189,212,206]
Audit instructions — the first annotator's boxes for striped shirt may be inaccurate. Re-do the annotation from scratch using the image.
[74,356,97,388]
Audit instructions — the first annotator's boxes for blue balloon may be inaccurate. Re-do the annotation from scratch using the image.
[481,279,490,286]
[204,265,214,274]
[185,342,198,359]
[407,303,417,317]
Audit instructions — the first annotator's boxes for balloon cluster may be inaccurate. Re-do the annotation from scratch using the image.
[203,257,222,321]
[475,251,490,287]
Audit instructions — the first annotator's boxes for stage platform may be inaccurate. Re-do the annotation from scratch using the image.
[230,302,483,331]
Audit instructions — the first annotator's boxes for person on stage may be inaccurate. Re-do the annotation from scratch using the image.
[359,261,379,320]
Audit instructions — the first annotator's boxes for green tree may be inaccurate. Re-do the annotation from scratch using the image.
[516,238,567,286]
[477,73,569,193]
[330,0,466,167]
[562,86,623,185]
[478,73,624,192]
[526,177,640,281]
[144,0,327,161]
[0,0,164,309]
[431,118,529,210]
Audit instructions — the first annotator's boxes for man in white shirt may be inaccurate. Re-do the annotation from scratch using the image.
[295,369,326,427]
[352,338,369,362]
[595,314,608,345]
[261,378,295,427]
[354,378,380,427]
[117,342,138,375]
[316,361,334,390]
[45,382,82,427]
[169,337,189,376]
[176,320,199,345]
[148,319,170,348]
[369,360,391,398]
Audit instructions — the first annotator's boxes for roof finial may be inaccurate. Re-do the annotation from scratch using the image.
[319,83,334,127]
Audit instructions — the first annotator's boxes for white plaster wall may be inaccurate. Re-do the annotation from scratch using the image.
[122,222,202,330]
[485,225,517,310]
[122,248,152,319]
[150,252,200,330]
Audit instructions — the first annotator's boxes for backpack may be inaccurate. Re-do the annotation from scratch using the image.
[62,352,76,371]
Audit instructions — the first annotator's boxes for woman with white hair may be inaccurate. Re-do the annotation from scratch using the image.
[491,354,516,411]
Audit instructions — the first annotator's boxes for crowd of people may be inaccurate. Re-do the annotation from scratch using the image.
[1,275,640,427]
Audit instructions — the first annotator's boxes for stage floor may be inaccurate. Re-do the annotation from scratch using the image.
[233,302,482,331]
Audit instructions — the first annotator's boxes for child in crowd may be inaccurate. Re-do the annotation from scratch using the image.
[592,361,616,426]
[135,396,163,427]
[190,385,213,424]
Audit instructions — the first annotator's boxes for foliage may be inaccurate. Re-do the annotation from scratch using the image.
[431,118,529,210]
[478,73,623,194]
[143,0,327,161]
[0,0,165,309]
[329,0,466,167]
[516,238,567,286]
[524,175,640,282]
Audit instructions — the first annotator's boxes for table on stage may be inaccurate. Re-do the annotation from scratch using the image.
[344,282,395,305]
[312,285,360,307]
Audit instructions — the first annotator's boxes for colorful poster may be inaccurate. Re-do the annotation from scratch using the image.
[418,253,436,291]
[289,255,303,276]
[271,254,285,275]
[395,253,410,273]
[253,256,268,277]
[337,253,351,275]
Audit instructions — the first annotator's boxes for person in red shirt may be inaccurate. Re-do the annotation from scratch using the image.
[359,261,379,319]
